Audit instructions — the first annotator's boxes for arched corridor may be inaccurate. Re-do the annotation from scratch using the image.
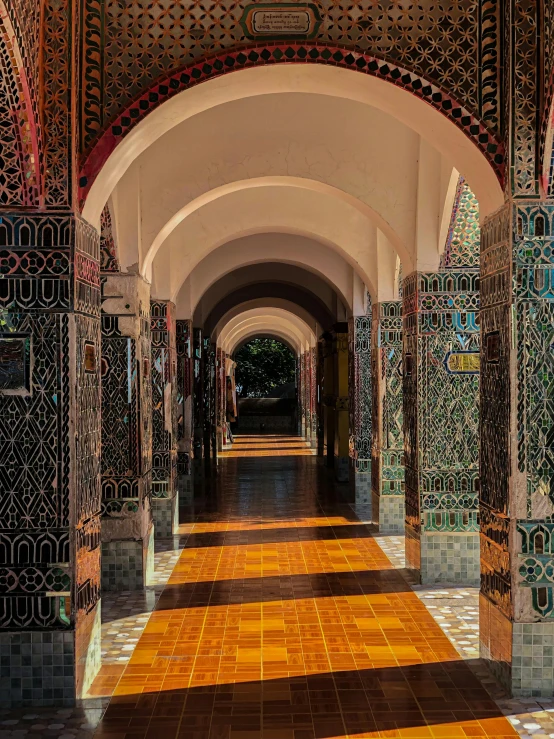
[88,437,517,739]
[2,2,554,736]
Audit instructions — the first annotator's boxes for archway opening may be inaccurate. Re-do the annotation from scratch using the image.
[233,338,298,437]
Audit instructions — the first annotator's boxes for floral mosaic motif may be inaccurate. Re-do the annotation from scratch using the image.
[441,177,480,269]
[78,43,505,203]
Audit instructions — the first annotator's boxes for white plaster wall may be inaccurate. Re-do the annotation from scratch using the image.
[172,234,354,318]
[85,64,503,231]
[151,182,384,300]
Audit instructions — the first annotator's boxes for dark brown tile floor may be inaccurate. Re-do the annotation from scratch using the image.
[92,435,518,739]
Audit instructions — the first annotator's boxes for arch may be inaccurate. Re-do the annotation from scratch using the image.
[200,285,336,337]
[218,308,316,354]
[147,177,403,290]
[213,299,321,344]
[232,329,302,357]
[224,323,307,356]
[0,2,41,206]
[80,46,505,221]
[233,334,298,359]
[173,235,354,316]
[150,181,384,298]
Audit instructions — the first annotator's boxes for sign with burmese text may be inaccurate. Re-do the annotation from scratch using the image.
[241,3,321,39]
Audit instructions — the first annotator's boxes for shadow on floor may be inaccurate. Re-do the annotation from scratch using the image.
[93,661,517,739]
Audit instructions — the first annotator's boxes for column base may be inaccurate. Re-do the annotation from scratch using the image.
[152,496,179,538]
[480,594,554,697]
[420,531,480,585]
[353,472,371,505]
[0,604,101,708]
[101,527,154,591]
[372,492,405,534]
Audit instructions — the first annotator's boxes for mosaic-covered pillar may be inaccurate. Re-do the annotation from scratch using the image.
[176,320,192,500]
[349,314,372,504]
[302,351,309,441]
[310,346,318,448]
[371,301,405,532]
[316,341,325,456]
[0,214,102,705]
[320,334,334,466]
[403,271,480,584]
[100,274,153,591]
[333,323,350,482]
[480,203,554,696]
[192,328,204,473]
[296,353,304,435]
[150,300,178,538]
[204,340,217,465]
[216,348,226,450]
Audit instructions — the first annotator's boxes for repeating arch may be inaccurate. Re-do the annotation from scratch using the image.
[80,48,505,224]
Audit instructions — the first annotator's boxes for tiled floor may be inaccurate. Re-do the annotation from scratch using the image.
[92,436,517,738]
[3,436,554,738]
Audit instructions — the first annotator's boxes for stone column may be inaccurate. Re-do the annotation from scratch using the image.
[333,323,350,482]
[403,271,480,585]
[100,274,153,591]
[316,343,325,456]
[371,301,405,533]
[192,328,204,473]
[349,314,372,504]
[150,300,178,538]
[297,353,304,435]
[310,346,318,448]
[176,320,193,501]
[320,333,335,466]
[480,202,554,696]
[216,348,226,450]
[0,214,102,705]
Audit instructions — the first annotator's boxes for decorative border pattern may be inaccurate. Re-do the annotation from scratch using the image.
[78,43,505,205]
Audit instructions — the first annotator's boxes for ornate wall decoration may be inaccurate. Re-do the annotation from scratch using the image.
[403,269,480,580]
[100,276,152,523]
[150,300,177,499]
[0,213,101,638]
[80,0,501,157]
[42,0,71,207]
[0,8,40,207]
[372,302,404,488]
[349,314,372,475]
[508,0,540,196]
[441,177,480,269]
[176,319,192,475]
[78,43,505,204]
[100,204,119,272]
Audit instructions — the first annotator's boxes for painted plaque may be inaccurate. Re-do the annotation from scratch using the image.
[444,351,480,374]
[241,3,321,39]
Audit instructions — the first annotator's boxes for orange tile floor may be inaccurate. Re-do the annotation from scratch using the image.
[92,435,517,739]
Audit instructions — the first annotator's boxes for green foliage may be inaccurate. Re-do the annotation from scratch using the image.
[235,339,296,397]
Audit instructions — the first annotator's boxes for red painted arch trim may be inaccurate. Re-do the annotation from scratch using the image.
[78,42,505,207]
